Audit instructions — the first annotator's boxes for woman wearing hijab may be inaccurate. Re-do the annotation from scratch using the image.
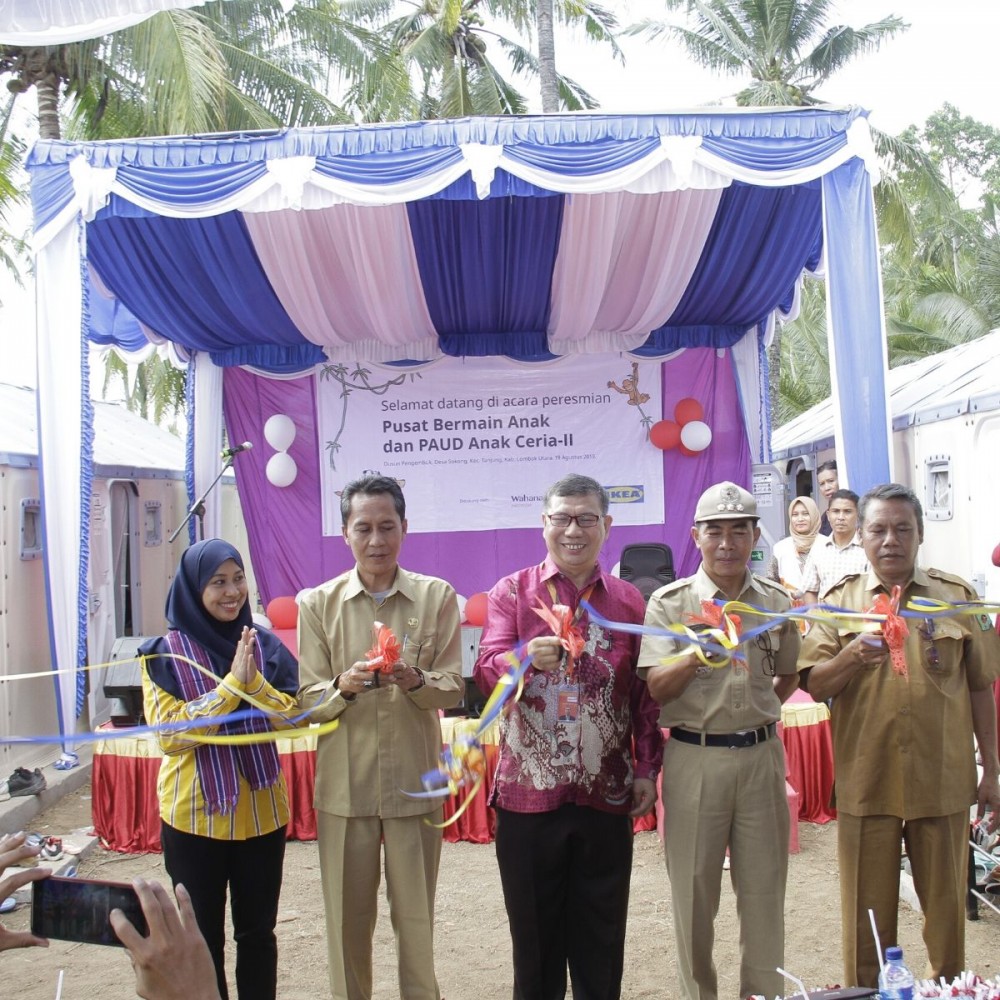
[140,539,298,1000]
[766,496,821,598]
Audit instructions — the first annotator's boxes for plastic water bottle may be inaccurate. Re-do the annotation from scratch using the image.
[878,946,915,1000]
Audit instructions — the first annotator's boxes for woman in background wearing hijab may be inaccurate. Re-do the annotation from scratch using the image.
[766,496,821,598]
[140,539,298,1000]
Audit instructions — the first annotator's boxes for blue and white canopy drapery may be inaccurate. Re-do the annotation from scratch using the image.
[27,108,893,745]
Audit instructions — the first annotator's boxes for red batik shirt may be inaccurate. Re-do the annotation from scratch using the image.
[474,558,663,814]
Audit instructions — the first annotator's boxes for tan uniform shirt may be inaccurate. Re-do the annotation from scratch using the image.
[638,566,800,732]
[798,567,1000,819]
[296,566,464,818]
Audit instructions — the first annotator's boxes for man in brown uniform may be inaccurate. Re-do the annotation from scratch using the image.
[297,475,464,1000]
[638,481,800,1000]
[799,483,1000,987]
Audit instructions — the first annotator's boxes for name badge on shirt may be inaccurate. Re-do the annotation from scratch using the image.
[557,683,580,722]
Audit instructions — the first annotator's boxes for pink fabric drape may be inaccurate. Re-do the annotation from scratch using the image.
[244,204,439,359]
[548,189,724,353]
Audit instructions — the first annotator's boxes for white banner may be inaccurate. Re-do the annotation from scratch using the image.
[317,356,664,534]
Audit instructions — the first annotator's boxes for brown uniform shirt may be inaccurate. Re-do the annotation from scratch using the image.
[296,566,464,818]
[637,566,800,732]
[798,567,1000,819]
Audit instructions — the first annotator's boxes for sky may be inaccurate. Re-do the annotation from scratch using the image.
[3,0,1000,389]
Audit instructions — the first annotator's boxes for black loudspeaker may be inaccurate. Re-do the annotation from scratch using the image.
[104,636,153,727]
[619,543,675,601]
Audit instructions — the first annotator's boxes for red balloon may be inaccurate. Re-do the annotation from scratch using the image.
[674,397,704,425]
[265,596,298,630]
[649,419,681,450]
[465,592,489,626]
[678,444,699,457]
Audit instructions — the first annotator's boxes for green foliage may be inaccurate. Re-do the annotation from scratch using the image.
[627,0,906,106]
[102,351,187,429]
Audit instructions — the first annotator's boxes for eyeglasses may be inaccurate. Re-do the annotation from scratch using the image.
[754,630,777,676]
[545,513,603,529]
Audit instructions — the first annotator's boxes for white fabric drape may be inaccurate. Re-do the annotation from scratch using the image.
[548,189,724,355]
[731,328,769,464]
[244,205,439,360]
[192,351,223,542]
[36,219,88,749]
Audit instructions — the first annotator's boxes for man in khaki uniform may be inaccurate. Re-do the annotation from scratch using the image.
[638,481,800,1000]
[297,475,464,1000]
[799,482,1000,988]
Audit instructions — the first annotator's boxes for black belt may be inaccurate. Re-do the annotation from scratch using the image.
[671,722,777,749]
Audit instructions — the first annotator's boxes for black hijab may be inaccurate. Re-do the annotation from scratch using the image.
[142,538,297,699]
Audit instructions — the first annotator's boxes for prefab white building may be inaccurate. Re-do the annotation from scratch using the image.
[772,330,1000,603]
[0,382,254,774]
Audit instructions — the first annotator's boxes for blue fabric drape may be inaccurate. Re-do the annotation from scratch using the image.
[643,181,823,352]
[86,213,324,372]
[86,271,151,352]
[503,136,664,176]
[700,132,849,172]
[28,109,870,225]
[822,160,892,489]
[115,160,268,208]
[407,195,565,358]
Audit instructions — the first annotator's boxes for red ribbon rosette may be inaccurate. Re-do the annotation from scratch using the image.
[682,600,745,670]
[365,621,402,674]
[683,599,742,637]
[531,601,585,678]
[867,586,910,677]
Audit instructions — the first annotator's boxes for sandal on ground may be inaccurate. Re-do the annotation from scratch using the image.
[39,837,63,862]
[53,752,79,771]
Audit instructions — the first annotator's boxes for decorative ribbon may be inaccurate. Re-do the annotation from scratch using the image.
[4,594,998,748]
[531,601,585,678]
[365,621,402,673]
[683,600,746,670]
[401,648,533,828]
[867,585,910,677]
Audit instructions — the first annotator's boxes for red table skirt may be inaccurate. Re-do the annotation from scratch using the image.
[93,730,658,853]
[93,700,833,854]
[780,690,836,825]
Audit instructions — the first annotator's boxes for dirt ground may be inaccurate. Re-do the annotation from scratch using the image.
[6,783,998,1000]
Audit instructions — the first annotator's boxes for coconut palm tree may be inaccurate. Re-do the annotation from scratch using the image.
[627,0,905,107]
[0,1,405,142]
[371,0,619,117]
[0,0,406,419]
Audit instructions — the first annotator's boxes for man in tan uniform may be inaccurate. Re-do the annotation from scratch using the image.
[799,482,1000,988]
[297,474,464,1000]
[638,481,800,1000]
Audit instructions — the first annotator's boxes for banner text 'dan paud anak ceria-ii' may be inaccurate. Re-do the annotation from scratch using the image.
[317,356,664,535]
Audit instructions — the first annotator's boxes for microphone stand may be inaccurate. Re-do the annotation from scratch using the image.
[168,456,235,544]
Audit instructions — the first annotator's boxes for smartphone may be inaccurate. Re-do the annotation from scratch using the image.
[31,875,147,947]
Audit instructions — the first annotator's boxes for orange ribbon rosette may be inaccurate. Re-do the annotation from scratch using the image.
[867,586,910,677]
[531,601,585,679]
[682,600,745,669]
[365,621,402,674]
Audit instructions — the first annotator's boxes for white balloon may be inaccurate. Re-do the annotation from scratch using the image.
[264,413,296,452]
[456,594,468,620]
[680,420,713,452]
[266,451,298,487]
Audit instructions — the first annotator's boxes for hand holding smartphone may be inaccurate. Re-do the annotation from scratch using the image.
[31,875,148,947]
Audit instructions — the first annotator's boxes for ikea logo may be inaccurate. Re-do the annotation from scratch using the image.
[606,485,644,504]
